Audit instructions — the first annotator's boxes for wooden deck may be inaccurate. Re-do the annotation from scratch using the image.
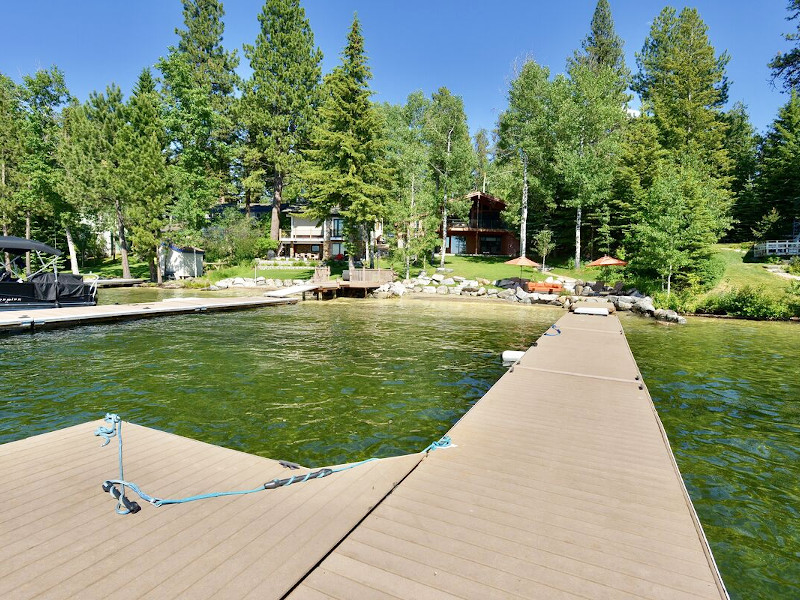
[0,296,297,333]
[0,422,422,600]
[0,310,728,599]
[289,311,728,599]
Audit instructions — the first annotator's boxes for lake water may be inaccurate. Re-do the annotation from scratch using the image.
[1,291,797,598]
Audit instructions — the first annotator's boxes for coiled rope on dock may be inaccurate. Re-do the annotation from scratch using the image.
[95,413,453,515]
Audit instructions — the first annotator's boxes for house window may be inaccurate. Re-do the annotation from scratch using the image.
[448,235,467,255]
[331,242,344,257]
[480,235,502,255]
[311,245,320,252]
[332,218,344,237]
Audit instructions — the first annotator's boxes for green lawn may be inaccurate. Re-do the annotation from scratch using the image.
[705,244,791,298]
[80,257,151,279]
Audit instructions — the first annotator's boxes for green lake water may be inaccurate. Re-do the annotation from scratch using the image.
[1,291,798,598]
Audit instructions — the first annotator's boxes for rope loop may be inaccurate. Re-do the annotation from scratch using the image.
[543,324,562,336]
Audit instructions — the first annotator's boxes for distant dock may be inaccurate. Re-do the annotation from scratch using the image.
[0,309,728,598]
[0,296,297,334]
[93,278,145,288]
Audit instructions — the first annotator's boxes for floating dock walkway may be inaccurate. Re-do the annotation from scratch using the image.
[0,296,297,334]
[0,309,728,599]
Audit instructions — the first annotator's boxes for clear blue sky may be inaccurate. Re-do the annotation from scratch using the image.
[0,1,793,135]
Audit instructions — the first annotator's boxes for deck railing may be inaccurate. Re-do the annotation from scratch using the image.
[349,268,394,283]
[447,217,509,230]
[753,240,800,257]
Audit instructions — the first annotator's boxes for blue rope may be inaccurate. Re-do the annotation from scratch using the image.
[543,324,561,336]
[94,413,132,515]
[96,416,455,514]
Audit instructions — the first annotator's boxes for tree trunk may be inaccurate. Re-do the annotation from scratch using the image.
[520,152,528,258]
[667,265,672,297]
[148,254,157,282]
[440,194,448,268]
[347,230,356,272]
[114,198,132,279]
[155,244,163,284]
[439,129,453,269]
[542,252,547,272]
[364,226,371,268]
[245,189,251,219]
[25,212,31,276]
[322,217,331,260]
[575,206,582,270]
[65,226,80,274]
[2,221,11,273]
[270,173,283,241]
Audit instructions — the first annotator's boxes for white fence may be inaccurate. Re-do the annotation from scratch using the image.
[753,240,800,257]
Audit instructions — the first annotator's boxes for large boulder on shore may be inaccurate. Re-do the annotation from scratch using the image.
[422,286,437,294]
[431,273,445,283]
[436,285,449,294]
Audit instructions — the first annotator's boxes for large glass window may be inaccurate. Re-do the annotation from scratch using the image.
[448,235,467,255]
[332,218,344,237]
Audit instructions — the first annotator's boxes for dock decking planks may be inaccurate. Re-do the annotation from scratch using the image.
[0,296,297,333]
[0,422,422,600]
[289,311,728,600]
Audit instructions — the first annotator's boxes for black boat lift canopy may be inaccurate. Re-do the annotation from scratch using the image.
[0,236,62,256]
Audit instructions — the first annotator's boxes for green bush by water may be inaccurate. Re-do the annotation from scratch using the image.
[696,285,792,319]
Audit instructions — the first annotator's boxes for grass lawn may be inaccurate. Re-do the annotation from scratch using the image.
[705,244,791,299]
[429,255,550,282]
[80,257,151,279]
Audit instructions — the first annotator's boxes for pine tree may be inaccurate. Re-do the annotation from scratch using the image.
[120,69,171,282]
[634,7,730,174]
[159,0,239,230]
[241,0,322,241]
[305,15,391,270]
[723,102,760,241]
[769,0,800,91]
[756,91,800,235]
[569,0,630,96]
[424,87,474,267]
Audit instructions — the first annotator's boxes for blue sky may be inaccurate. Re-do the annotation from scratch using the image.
[0,1,794,136]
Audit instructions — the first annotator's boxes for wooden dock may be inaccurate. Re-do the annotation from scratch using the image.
[0,296,297,333]
[0,310,728,599]
[93,278,146,288]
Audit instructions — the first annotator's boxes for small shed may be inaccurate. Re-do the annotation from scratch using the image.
[159,243,204,279]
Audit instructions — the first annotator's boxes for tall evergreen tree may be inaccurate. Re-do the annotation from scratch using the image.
[569,0,630,96]
[305,15,391,270]
[723,102,760,240]
[424,87,474,267]
[120,69,171,282]
[159,0,239,230]
[769,0,800,91]
[241,0,322,241]
[634,7,730,174]
[756,91,800,236]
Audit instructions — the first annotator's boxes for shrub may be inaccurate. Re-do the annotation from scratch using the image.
[696,286,790,320]
[787,257,800,275]
[201,209,277,263]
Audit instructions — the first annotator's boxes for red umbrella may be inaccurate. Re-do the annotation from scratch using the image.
[586,255,627,267]
[504,255,541,280]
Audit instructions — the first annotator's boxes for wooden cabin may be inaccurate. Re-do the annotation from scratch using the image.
[441,191,519,256]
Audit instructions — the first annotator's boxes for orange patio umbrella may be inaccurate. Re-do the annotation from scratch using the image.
[586,255,627,267]
[504,255,541,279]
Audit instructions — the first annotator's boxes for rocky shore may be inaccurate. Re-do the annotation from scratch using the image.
[370,271,687,324]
